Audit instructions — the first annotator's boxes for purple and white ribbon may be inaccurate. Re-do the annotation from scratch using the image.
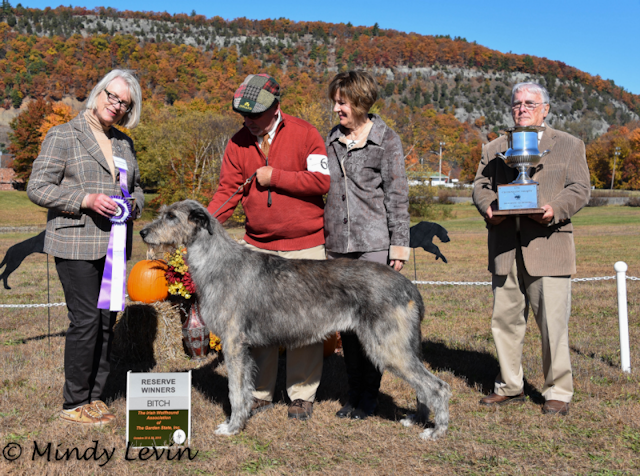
[98,156,133,311]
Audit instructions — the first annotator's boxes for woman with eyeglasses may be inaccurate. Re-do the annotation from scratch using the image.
[28,70,144,426]
[324,71,410,419]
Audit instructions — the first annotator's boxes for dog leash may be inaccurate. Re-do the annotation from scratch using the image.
[211,172,257,218]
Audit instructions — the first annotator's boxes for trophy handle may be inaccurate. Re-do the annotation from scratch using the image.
[496,153,507,160]
[539,150,550,158]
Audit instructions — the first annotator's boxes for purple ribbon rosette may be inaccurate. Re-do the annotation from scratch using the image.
[98,154,134,312]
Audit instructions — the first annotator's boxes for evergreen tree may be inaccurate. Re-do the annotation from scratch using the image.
[10,88,22,108]
[384,82,395,97]
[1,0,12,18]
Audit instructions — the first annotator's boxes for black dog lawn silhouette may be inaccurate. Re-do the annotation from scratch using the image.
[0,231,46,289]
[409,222,450,263]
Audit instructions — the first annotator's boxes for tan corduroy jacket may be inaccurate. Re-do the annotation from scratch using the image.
[472,126,590,277]
[27,113,144,260]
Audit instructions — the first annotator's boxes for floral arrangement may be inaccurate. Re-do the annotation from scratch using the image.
[210,334,222,352]
[164,246,222,353]
[164,247,196,299]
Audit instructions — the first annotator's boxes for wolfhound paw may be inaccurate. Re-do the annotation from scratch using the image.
[401,412,429,427]
[420,427,447,441]
[215,422,237,436]
[400,414,417,427]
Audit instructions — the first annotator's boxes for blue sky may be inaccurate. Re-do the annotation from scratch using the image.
[23,0,640,95]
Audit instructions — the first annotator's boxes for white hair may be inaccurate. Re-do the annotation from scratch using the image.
[511,82,550,105]
[86,69,142,128]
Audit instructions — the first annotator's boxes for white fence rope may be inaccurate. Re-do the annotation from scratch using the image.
[412,275,637,286]
[0,302,67,308]
[1,275,637,308]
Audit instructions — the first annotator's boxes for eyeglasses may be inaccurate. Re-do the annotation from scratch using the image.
[511,101,545,111]
[104,89,132,112]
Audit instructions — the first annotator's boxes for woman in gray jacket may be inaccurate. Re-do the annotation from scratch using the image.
[28,70,144,426]
[325,71,410,419]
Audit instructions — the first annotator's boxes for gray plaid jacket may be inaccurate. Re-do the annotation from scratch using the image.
[27,113,144,260]
[324,115,410,260]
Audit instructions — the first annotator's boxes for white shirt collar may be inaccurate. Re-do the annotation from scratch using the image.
[538,122,546,141]
[257,111,282,144]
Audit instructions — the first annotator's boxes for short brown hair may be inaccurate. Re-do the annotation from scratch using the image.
[328,71,378,121]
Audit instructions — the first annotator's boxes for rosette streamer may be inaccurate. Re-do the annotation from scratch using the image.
[98,156,134,311]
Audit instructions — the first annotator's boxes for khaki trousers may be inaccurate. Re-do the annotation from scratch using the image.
[240,241,325,403]
[491,248,573,403]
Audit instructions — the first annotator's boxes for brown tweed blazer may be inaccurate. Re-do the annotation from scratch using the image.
[472,126,590,276]
[27,113,144,260]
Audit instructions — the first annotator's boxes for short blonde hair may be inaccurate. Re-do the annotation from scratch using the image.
[328,71,378,121]
[86,69,142,128]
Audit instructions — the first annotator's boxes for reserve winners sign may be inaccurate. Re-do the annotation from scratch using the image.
[126,371,191,448]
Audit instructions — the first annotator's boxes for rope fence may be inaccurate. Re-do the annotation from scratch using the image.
[1,264,636,373]
[1,274,637,308]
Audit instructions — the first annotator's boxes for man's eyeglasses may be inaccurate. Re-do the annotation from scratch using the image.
[511,101,545,111]
[104,89,132,112]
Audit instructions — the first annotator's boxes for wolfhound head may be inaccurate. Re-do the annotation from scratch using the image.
[140,200,213,254]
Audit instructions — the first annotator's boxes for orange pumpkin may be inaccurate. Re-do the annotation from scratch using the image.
[127,260,169,303]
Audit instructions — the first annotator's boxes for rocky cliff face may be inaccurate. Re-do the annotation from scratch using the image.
[3,11,637,142]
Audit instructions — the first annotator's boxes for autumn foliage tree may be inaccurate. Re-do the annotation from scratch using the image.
[38,102,76,142]
[585,122,640,189]
[131,100,241,204]
[8,98,52,183]
[6,7,639,193]
[623,128,640,190]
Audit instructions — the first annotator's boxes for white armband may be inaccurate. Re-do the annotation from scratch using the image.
[307,154,330,175]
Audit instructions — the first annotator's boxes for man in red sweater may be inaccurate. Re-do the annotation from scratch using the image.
[207,74,330,421]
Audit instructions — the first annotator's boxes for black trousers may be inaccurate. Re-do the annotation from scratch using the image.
[341,331,383,401]
[327,250,386,402]
[55,257,116,410]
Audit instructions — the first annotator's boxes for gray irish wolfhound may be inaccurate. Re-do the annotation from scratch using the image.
[140,200,451,440]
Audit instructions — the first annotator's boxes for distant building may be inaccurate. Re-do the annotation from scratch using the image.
[0,154,13,168]
[429,174,449,186]
[0,154,21,191]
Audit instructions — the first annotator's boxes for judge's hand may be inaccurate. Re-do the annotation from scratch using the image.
[485,206,506,225]
[256,166,273,187]
[83,193,117,217]
[390,259,405,271]
[529,204,554,225]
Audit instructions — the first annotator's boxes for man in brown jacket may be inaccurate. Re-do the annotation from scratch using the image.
[472,82,590,415]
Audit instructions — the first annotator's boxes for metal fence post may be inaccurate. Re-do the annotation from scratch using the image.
[614,261,631,373]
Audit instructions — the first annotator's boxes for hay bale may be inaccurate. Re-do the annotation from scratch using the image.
[112,300,186,363]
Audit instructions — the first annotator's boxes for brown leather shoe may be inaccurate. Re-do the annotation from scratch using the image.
[250,398,273,417]
[542,400,570,415]
[288,399,313,420]
[60,404,111,426]
[480,391,525,406]
[90,400,116,422]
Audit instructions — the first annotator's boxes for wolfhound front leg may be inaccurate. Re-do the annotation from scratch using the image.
[215,343,255,436]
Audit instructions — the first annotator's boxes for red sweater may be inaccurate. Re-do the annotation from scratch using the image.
[207,113,330,251]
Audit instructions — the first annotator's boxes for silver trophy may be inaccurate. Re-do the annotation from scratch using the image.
[494,126,549,214]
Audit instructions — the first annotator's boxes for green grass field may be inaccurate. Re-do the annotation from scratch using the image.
[0,191,639,475]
